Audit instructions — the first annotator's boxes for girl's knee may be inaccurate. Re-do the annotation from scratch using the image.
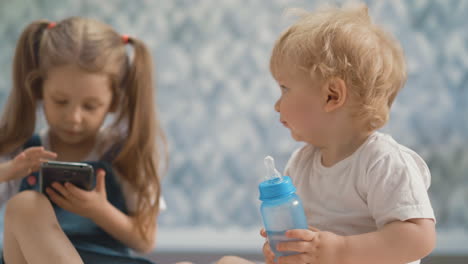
[216,256,253,264]
[5,190,51,221]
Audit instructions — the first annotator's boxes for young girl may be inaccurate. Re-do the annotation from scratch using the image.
[217,3,435,264]
[0,17,167,264]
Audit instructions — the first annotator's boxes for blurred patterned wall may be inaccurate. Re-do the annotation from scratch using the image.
[0,0,467,254]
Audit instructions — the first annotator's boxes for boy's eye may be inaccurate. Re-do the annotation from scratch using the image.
[280,85,289,93]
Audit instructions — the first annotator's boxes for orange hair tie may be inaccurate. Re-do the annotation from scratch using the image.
[47,22,56,29]
[122,34,129,44]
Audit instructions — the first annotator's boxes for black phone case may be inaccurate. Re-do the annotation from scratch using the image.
[40,161,95,194]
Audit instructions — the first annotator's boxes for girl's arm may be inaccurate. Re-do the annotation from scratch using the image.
[47,169,157,253]
[0,147,57,183]
[0,161,13,182]
[278,218,435,264]
[91,201,157,253]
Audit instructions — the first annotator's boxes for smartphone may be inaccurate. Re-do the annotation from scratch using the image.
[40,161,95,194]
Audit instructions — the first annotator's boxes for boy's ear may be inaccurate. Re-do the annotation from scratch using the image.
[322,78,347,112]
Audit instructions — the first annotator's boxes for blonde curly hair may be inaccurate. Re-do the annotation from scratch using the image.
[270,3,407,131]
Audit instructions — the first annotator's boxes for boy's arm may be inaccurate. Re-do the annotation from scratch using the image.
[343,218,435,264]
[280,218,435,264]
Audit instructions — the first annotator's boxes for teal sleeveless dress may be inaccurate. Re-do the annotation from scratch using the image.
[1,134,156,264]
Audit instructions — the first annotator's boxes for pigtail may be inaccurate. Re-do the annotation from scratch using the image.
[115,37,167,242]
[0,21,49,155]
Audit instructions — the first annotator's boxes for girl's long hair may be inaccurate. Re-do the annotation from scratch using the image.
[0,17,167,242]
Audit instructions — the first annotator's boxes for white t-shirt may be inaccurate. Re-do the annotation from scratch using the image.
[0,128,166,214]
[285,132,435,264]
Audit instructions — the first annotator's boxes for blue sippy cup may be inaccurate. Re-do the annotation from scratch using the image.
[259,156,308,258]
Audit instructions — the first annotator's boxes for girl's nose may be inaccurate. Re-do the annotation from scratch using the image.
[67,107,83,124]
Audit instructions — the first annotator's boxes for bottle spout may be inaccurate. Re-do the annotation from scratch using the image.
[264,156,282,181]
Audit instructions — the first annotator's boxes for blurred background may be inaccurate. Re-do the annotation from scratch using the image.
[0,0,467,263]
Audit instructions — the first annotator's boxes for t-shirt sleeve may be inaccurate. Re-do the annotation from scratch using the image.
[366,151,435,228]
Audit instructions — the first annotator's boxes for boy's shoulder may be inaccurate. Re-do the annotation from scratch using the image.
[287,132,409,165]
[359,132,401,159]
[286,132,428,172]
[358,132,429,175]
[284,144,318,174]
[289,144,318,162]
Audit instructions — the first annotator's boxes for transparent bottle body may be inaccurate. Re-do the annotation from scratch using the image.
[260,193,308,257]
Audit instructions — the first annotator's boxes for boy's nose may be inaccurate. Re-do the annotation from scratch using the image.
[274,99,280,112]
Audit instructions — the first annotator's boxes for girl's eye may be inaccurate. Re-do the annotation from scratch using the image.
[83,104,98,111]
[280,85,289,93]
[53,99,67,105]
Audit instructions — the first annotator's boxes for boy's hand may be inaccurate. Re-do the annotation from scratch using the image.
[4,147,57,180]
[46,169,109,219]
[260,228,276,264]
[276,227,346,264]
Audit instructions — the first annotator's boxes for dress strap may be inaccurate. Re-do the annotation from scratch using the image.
[23,134,42,149]
[101,142,124,163]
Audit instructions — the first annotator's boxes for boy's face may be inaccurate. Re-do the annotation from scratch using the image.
[42,64,113,148]
[273,66,329,145]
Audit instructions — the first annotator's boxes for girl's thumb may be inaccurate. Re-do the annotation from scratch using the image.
[95,169,106,192]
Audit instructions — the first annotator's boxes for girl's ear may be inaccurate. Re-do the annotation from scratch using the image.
[322,78,347,112]
[108,84,119,113]
[109,97,118,113]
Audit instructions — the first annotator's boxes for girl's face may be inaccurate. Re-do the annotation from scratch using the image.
[42,64,113,147]
[273,65,329,146]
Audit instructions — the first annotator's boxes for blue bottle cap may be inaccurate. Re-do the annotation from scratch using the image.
[259,176,296,201]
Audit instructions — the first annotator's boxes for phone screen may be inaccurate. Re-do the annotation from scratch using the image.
[40,161,94,194]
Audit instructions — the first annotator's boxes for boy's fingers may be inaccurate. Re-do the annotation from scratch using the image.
[277,253,307,264]
[277,240,314,253]
[263,242,275,258]
[308,225,320,232]
[285,229,316,241]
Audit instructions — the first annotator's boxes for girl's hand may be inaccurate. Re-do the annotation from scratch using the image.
[276,226,346,264]
[46,169,108,219]
[260,228,277,264]
[5,147,57,180]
